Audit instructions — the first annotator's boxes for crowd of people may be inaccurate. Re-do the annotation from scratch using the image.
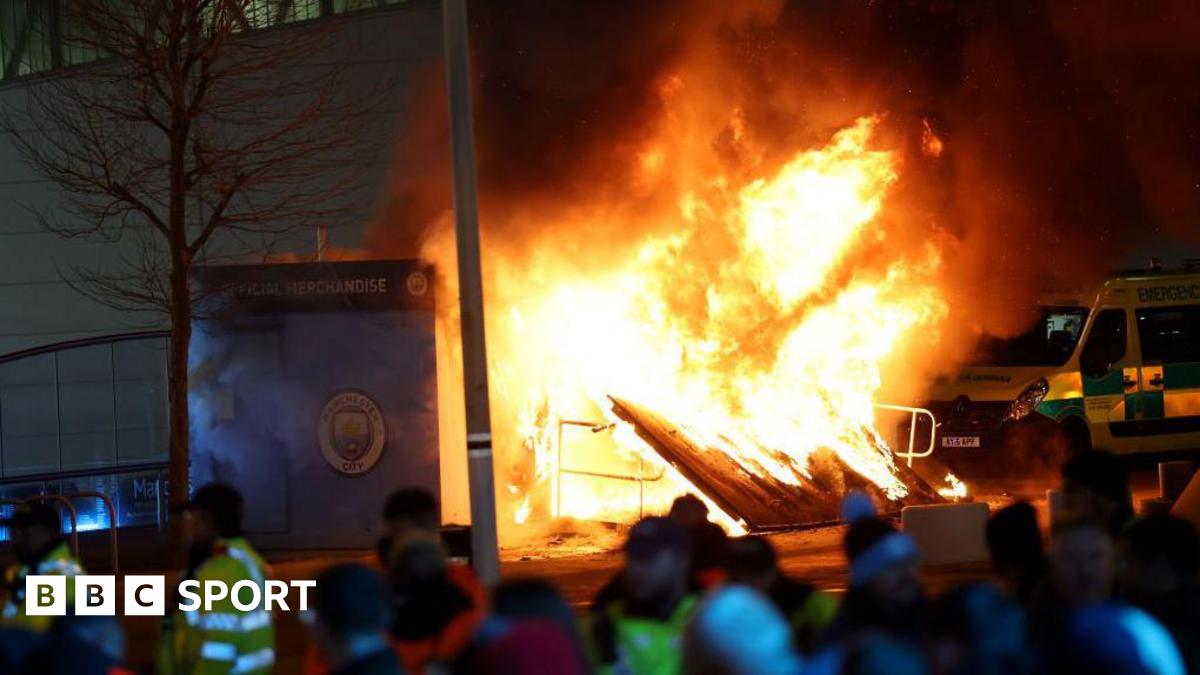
[0,449,1198,674]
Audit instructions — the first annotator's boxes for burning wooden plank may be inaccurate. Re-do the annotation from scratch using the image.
[609,396,944,531]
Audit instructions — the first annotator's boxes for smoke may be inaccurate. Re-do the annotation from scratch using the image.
[367,0,1200,530]
[373,0,1200,302]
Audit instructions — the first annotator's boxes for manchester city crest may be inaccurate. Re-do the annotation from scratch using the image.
[318,390,387,476]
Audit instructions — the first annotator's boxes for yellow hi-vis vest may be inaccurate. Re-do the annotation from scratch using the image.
[0,540,84,632]
[158,537,275,675]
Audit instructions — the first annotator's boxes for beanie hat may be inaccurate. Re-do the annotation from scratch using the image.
[685,585,803,675]
[1066,602,1185,675]
[626,516,690,561]
[842,491,918,587]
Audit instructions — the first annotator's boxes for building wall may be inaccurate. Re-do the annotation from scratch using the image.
[0,0,443,355]
[0,1,472,525]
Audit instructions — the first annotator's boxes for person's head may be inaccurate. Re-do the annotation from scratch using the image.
[668,494,709,527]
[843,493,922,620]
[726,536,780,592]
[623,516,690,607]
[184,483,243,550]
[1064,602,1186,675]
[684,585,803,675]
[6,503,63,564]
[308,564,393,667]
[389,538,448,587]
[987,502,1045,592]
[1119,515,1200,607]
[493,577,576,628]
[689,520,730,586]
[1051,517,1115,608]
[1061,451,1132,535]
[924,583,1032,675]
[492,578,589,671]
[381,487,439,556]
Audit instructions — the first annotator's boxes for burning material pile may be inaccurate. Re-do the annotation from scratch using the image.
[466,116,957,533]
[376,2,1200,542]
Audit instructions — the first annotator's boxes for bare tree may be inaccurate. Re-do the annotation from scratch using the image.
[1,1,381,558]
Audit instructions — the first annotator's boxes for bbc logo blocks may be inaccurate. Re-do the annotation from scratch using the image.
[23,575,312,616]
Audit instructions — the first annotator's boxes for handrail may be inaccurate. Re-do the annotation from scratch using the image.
[873,403,937,467]
[64,492,119,574]
[24,495,79,557]
[555,419,665,520]
[0,331,169,366]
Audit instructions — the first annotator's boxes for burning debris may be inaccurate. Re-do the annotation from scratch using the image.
[370,1,1200,543]
[609,397,945,531]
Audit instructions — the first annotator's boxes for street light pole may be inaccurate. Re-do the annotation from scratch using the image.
[442,0,500,585]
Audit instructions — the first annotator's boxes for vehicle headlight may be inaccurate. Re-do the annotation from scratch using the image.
[1005,378,1049,422]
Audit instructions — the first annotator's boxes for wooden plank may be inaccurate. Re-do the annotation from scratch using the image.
[608,396,944,531]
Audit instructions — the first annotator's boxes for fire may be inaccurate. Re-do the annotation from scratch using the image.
[463,114,953,535]
[938,473,968,501]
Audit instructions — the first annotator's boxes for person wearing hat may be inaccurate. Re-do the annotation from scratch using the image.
[157,483,274,675]
[725,535,838,654]
[816,492,924,649]
[683,585,804,675]
[0,501,84,632]
[304,564,403,675]
[591,515,696,675]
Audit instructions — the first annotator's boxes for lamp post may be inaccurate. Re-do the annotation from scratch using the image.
[442,0,500,585]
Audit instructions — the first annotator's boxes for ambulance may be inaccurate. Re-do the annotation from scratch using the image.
[925,267,1200,463]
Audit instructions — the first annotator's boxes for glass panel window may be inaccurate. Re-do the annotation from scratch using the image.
[1137,305,1200,364]
[0,0,55,79]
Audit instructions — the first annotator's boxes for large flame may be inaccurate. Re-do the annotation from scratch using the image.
[430,112,956,537]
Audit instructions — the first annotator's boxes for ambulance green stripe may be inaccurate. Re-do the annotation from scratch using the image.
[1142,391,1164,419]
[1037,398,1085,420]
[1164,362,1200,389]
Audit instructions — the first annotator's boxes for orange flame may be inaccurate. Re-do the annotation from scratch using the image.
[428,112,957,538]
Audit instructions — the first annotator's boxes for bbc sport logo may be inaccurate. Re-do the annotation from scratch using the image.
[25,575,315,616]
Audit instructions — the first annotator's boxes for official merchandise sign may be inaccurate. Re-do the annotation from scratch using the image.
[317,390,387,476]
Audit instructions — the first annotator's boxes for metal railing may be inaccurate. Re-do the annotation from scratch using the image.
[554,419,666,520]
[873,403,937,467]
[64,492,119,574]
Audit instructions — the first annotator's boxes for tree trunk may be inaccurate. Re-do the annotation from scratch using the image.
[166,263,192,566]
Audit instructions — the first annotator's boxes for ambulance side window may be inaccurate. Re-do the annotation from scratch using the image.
[1080,309,1127,378]
[1137,305,1200,364]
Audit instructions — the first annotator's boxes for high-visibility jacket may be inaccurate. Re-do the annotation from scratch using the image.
[594,594,698,675]
[158,537,275,675]
[1,540,83,632]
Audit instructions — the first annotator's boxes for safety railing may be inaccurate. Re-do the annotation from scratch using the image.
[873,403,937,467]
[64,492,119,574]
[554,419,666,520]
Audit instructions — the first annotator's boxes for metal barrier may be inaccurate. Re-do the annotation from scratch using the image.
[65,492,119,574]
[24,494,80,557]
[873,403,937,467]
[554,419,666,520]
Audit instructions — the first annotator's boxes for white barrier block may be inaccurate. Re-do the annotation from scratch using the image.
[901,502,990,566]
[1046,489,1066,526]
[1171,470,1200,532]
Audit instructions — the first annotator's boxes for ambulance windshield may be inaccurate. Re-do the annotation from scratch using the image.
[970,306,1090,366]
